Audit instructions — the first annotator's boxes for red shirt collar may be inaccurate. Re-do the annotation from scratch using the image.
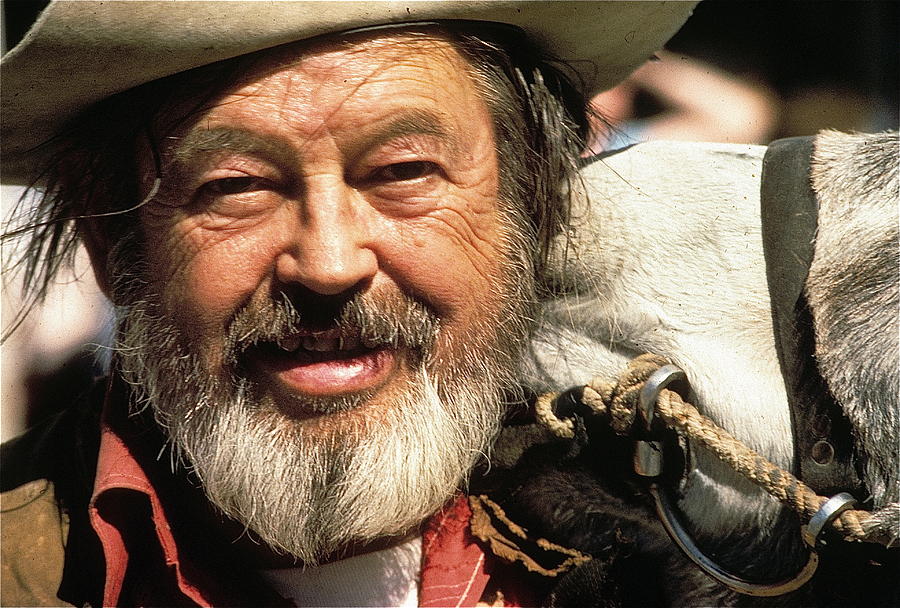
[90,402,211,606]
[89,391,519,606]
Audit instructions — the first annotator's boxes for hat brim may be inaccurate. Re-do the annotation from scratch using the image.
[1,0,696,183]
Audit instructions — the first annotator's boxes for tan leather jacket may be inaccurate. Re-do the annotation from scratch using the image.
[2,478,70,606]
[1,384,104,607]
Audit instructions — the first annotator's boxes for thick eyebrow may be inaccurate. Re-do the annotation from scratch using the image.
[166,108,462,177]
[361,109,462,157]
[168,128,298,173]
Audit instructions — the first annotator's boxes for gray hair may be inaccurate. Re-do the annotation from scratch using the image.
[2,25,588,339]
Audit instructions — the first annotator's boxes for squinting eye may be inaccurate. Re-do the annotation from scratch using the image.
[202,176,264,196]
[376,161,438,182]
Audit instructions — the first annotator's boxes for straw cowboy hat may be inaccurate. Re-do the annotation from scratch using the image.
[1,1,696,183]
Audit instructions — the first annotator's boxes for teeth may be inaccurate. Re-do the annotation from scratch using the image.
[278,336,302,351]
[277,333,367,353]
[362,336,379,349]
[298,336,335,352]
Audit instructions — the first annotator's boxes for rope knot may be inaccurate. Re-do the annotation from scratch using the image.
[580,353,669,434]
[533,352,897,548]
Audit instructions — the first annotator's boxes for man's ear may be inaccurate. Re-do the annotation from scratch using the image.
[78,217,114,300]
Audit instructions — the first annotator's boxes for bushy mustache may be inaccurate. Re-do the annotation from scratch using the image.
[223,290,440,363]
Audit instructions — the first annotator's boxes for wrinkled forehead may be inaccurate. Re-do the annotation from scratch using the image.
[248,29,473,84]
[156,28,483,140]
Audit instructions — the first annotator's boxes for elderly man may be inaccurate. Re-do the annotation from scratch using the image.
[0,2,701,606]
[6,2,899,606]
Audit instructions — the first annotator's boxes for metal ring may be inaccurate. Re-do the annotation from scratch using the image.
[650,483,819,597]
[638,365,687,431]
[637,364,820,596]
[802,492,858,548]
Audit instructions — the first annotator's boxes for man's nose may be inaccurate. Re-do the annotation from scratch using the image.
[274,189,378,295]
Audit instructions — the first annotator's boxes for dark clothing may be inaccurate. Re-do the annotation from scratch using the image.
[1,373,704,607]
[0,379,541,607]
[1,381,104,607]
[0,375,710,607]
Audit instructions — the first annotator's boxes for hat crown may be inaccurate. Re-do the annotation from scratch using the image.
[1,1,696,183]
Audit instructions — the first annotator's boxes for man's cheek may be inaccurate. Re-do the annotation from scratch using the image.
[150,238,261,336]
[384,233,502,334]
[414,207,504,279]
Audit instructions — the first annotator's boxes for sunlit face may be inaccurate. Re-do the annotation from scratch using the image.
[138,34,511,423]
[111,32,536,562]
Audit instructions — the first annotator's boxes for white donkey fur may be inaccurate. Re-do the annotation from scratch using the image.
[524,140,793,543]
[524,133,900,547]
[807,131,899,522]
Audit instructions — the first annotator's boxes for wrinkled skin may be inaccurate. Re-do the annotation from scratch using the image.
[122,35,510,426]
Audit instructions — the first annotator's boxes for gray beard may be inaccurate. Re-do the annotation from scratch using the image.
[112,238,533,564]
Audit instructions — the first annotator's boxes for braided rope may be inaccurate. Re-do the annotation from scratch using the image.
[539,354,897,546]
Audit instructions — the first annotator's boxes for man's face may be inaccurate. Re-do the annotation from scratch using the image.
[140,34,509,422]
[116,32,534,564]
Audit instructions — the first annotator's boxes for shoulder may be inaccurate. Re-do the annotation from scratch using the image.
[1,380,105,607]
[1,476,70,606]
[1,380,103,496]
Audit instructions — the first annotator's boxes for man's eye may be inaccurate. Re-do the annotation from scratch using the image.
[202,176,264,195]
[375,161,438,182]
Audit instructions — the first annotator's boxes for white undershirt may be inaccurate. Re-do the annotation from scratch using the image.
[258,536,422,607]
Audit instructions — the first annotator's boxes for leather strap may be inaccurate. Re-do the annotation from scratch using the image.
[760,136,865,498]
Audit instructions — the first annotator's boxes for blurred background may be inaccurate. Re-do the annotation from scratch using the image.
[1,0,898,440]
[590,0,899,150]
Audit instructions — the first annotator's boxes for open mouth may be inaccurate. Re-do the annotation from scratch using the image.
[246,328,401,398]
[266,332,376,362]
